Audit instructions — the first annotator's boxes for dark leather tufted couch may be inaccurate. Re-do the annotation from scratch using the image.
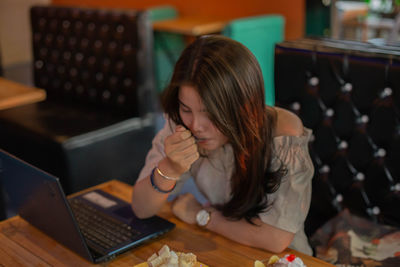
[274,38,400,238]
[0,6,156,197]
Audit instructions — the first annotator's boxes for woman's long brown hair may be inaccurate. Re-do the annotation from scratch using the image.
[162,35,286,223]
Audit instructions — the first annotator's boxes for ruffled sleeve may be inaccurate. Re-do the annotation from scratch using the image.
[259,128,314,234]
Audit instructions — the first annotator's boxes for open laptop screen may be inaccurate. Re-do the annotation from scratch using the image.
[0,149,175,263]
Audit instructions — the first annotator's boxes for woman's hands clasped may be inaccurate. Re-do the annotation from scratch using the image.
[161,125,199,178]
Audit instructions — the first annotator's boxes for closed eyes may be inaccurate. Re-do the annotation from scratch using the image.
[179,100,208,114]
[179,101,191,113]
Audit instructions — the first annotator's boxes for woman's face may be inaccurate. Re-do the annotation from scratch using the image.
[178,85,228,152]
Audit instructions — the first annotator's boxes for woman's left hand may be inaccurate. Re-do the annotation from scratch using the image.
[171,193,202,225]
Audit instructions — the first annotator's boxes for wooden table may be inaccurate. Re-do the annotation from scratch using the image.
[152,16,227,37]
[152,16,228,70]
[0,77,46,110]
[0,180,334,266]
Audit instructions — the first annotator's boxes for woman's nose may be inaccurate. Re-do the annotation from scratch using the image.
[188,114,204,132]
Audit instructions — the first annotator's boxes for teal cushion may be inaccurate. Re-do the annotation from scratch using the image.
[148,6,185,93]
[223,15,285,106]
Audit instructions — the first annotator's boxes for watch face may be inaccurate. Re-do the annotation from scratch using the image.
[196,209,210,226]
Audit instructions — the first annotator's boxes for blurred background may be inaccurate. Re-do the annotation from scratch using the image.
[1,0,399,86]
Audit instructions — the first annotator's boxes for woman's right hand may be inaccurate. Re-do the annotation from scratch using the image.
[160,125,199,178]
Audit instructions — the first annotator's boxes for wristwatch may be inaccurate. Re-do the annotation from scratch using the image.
[196,209,211,227]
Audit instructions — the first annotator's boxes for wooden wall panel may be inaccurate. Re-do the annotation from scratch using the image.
[51,0,305,39]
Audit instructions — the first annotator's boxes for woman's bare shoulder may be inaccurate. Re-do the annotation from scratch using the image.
[273,107,304,137]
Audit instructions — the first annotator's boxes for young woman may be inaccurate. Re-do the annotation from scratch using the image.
[131,35,314,255]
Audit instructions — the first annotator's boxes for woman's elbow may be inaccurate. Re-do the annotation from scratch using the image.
[131,202,155,219]
[271,235,293,253]
[131,191,155,219]
[267,241,289,254]
[257,232,293,254]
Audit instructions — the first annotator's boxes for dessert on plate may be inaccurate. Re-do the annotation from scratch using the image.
[254,254,306,267]
[134,245,207,267]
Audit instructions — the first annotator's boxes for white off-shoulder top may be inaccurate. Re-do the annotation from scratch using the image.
[136,117,314,255]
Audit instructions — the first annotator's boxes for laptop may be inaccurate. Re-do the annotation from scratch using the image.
[0,149,175,263]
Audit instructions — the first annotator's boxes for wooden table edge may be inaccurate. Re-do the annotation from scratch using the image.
[152,17,228,36]
[0,77,46,110]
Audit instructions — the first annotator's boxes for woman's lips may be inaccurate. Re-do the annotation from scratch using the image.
[193,135,207,143]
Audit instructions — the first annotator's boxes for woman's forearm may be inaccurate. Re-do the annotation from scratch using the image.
[131,157,185,218]
[131,172,176,218]
[206,210,294,253]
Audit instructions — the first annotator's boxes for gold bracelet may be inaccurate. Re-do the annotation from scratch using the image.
[156,166,180,181]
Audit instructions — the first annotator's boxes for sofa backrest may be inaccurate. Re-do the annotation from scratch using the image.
[30,5,155,117]
[274,38,400,236]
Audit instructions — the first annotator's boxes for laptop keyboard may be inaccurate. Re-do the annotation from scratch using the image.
[69,198,141,251]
